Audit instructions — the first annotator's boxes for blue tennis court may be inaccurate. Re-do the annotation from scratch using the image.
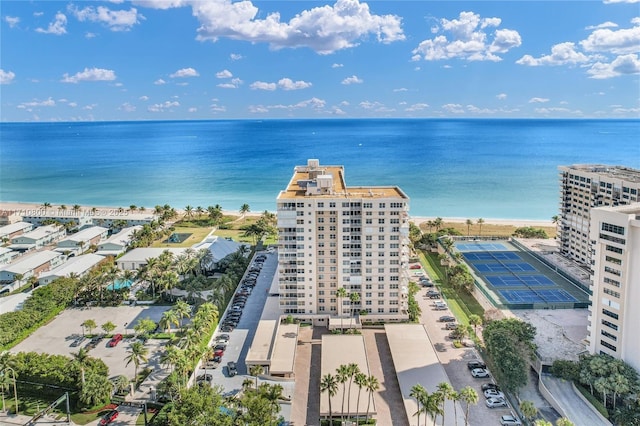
[487,275,555,287]
[456,242,508,252]
[474,262,537,273]
[499,289,579,304]
[464,252,521,261]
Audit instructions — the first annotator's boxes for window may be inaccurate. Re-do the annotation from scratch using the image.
[604,266,621,276]
[602,319,618,331]
[605,256,622,265]
[600,340,617,352]
[602,309,619,320]
[603,288,620,298]
[604,277,620,287]
[379,203,386,208]
[606,245,623,254]
[601,330,617,341]
[602,222,625,235]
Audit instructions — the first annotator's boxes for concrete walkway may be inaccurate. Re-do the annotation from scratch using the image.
[541,375,612,426]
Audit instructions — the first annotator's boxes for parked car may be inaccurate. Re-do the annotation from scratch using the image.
[439,315,456,322]
[220,325,234,332]
[481,383,500,392]
[214,348,225,357]
[434,303,448,311]
[500,413,522,425]
[107,334,123,347]
[409,264,421,269]
[227,361,237,377]
[486,397,508,408]
[484,389,505,399]
[471,368,490,378]
[196,373,213,383]
[467,360,487,370]
[216,334,230,343]
[99,410,119,425]
[213,343,227,351]
[445,322,458,330]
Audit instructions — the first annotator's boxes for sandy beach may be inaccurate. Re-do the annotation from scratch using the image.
[0,201,553,227]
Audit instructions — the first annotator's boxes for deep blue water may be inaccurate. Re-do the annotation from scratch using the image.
[1,119,638,220]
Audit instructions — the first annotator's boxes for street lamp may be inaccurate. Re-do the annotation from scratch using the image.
[0,368,18,415]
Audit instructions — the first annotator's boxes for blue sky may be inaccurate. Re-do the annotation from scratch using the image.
[1,0,639,121]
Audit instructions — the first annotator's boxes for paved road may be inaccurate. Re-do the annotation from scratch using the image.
[541,375,610,426]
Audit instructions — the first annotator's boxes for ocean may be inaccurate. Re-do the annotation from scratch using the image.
[1,119,638,220]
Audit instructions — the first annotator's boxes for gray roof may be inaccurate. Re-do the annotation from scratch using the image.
[15,225,63,241]
[39,254,104,279]
[59,226,108,243]
[207,237,244,262]
[0,250,62,275]
[117,247,187,264]
[0,221,32,237]
[101,226,142,246]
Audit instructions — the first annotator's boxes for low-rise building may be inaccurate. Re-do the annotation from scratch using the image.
[96,226,142,257]
[21,209,92,230]
[0,221,33,241]
[0,250,65,290]
[57,226,109,255]
[38,253,105,286]
[10,224,66,252]
[116,247,186,271]
[90,212,157,230]
[0,247,19,265]
[0,210,23,225]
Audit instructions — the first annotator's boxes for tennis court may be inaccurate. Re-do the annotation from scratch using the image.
[453,239,589,309]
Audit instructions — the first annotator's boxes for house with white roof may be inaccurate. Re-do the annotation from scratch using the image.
[0,210,23,226]
[0,222,33,241]
[0,247,19,265]
[21,209,91,230]
[200,236,247,271]
[116,248,186,271]
[0,250,65,291]
[57,226,108,255]
[96,226,141,257]
[10,225,66,252]
[38,253,105,286]
[90,212,157,230]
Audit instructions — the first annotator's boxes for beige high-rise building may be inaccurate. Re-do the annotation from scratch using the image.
[276,159,411,325]
[558,165,640,267]
[588,203,640,372]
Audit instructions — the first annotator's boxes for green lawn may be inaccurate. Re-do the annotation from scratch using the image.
[151,226,214,248]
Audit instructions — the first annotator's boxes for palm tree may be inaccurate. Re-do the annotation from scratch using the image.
[551,215,559,224]
[159,309,179,333]
[336,365,350,421]
[160,345,182,373]
[477,218,485,236]
[79,373,111,407]
[468,314,482,335]
[42,202,51,213]
[250,365,263,389]
[0,372,11,413]
[240,203,250,222]
[459,386,478,426]
[437,382,455,425]
[129,205,137,212]
[364,375,379,421]
[195,206,204,219]
[101,321,116,336]
[520,400,538,423]
[72,348,90,384]
[73,204,81,214]
[173,300,192,330]
[81,319,97,336]
[466,219,473,236]
[354,372,368,420]
[125,341,149,383]
[410,384,427,426]
[349,292,360,330]
[346,363,360,418]
[336,287,348,332]
[320,374,338,422]
[184,205,193,219]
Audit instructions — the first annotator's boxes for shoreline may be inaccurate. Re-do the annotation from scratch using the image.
[0,201,554,228]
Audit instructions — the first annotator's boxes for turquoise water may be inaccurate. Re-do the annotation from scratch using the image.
[107,279,133,291]
[1,119,638,220]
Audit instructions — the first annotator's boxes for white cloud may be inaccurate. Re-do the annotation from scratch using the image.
[18,97,56,109]
[412,11,521,62]
[210,104,226,112]
[83,104,97,110]
[68,102,78,107]
[5,16,20,28]
[85,32,97,38]
[330,106,346,115]
[603,0,639,3]
[294,97,326,109]
[442,103,464,114]
[405,103,429,112]
[148,100,180,112]
[230,53,243,60]
[188,107,198,113]
[250,81,277,91]
[359,100,383,109]
[0,69,16,85]
[61,67,117,83]
[170,67,199,78]
[580,24,640,55]
[249,105,269,113]
[278,78,312,90]
[529,97,550,103]
[496,93,507,100]
[139,95,149,101]
[36,12,67,35]
[393,88,408,92]
[586,22,618,31]
[119,102,136,112]
[154,78,166,85]
[332,63,344,68]
[340,101,350,106]
[216,69,233,78]
[217,77,243,89]
[69,5,144,31]
[587,53,640,79]
[516,42,590,66]
[137,0,404,54]
[466,104,496,114]
[342,75,363,85]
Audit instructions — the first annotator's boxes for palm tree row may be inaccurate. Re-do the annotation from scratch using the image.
[410,382,479,426]
[320,363,379,424]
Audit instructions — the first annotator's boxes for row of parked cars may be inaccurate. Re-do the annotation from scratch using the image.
[465,361,522,425]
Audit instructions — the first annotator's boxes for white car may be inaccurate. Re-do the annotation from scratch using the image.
[485,397,508,408]
[471,368,490,378]
[500,414,522,425]
[484,389,505,399]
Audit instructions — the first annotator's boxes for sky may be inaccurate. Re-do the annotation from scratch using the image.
[1,0,639,121]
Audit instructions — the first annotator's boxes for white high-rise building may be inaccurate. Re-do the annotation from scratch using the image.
[558,165,640,267]
[276,159,411,325]
[588,203,640,372]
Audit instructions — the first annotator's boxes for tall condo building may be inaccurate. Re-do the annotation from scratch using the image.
[588,203,640,372]
[276,159,411,325]
[558,165,640,267]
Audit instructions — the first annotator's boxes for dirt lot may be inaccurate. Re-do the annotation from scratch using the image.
[11,305,172,380]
